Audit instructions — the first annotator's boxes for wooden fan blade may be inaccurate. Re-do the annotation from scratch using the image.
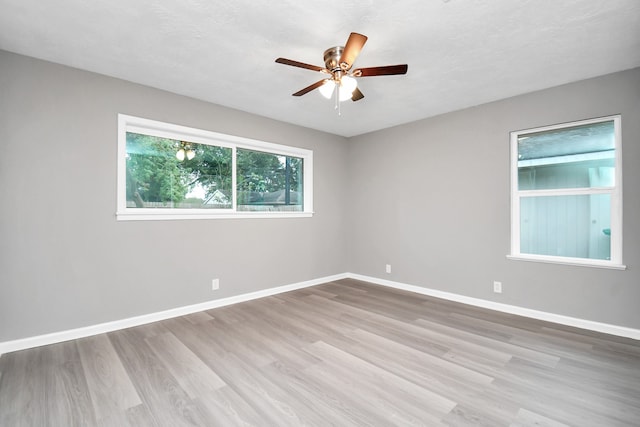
[292,79,328,96]
[351,87,364,102]
[276,58,327,73]
[339,32,368,70]
[353,64,408,77]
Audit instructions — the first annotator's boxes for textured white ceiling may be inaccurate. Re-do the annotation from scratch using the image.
[1,0,639,137]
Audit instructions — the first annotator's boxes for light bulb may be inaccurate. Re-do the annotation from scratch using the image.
[318,80,335,99]
[338,75,357,102]
[186,149,195,160]
[176,148,185,161]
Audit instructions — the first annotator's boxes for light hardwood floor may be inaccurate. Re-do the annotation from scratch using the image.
[1,278,639,426]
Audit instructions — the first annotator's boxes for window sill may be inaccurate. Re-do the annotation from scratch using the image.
[116,211,314,221]
[506,255,626,270]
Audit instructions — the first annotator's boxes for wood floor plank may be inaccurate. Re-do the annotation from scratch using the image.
[107,328,209,426]
[220,315,322,371]
[206,352,320,427]
[76,334,142,422]
[1,278,639,426]
[303,340,457,424]
[205,317,279,368]
[301,293,451,356]
[345,327,495,386]
[193,386,266,427]
[0,341,99,426]
[555,357,640,403]
[260,360,387,427]
[125,404,159,427]
[182,311,215,325]
[415,317,561,368]
[45,341,97,427]
[162,316,229,363]
[337,329,521,425]
[145,332,226,398]
[248,293,361,353]
[509,408,570,427]
[0,348,48,426]
[442,403,512,427]
[504,356,640,411]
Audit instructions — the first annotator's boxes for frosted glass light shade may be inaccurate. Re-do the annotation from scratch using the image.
[338,76,357,102]
[176,148,185,161]
[341,75,357,94]
[318,76,358,102]
[319,80,335,99]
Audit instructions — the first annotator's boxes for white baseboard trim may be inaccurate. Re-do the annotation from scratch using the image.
[346,273,640,341]
[0,273,349,355]
[2,271,637,355]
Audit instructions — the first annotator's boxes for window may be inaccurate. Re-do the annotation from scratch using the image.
[117,114,313,220]
[509,116,624,269]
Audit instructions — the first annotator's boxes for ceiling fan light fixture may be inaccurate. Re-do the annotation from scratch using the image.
[340,75,357,94]
[319,76,357,102]
[319,80,335,99]
[276,32,407,106]
[337,87,354,102]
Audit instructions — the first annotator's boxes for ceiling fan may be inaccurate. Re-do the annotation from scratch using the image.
[275,32,408,105]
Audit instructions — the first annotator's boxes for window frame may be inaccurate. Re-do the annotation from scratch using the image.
[508,115,625,269]
[117,114,313,220]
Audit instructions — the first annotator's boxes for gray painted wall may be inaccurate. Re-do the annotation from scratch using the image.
[0,51,349,342]
[347,67,640,329]
[1,49,638,344]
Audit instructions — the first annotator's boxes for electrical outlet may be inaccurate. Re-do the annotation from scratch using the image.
[385,264,392,274]
[493,281,502,293]
[212,278,220,290]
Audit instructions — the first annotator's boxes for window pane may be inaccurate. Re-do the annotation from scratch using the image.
[236,148,303,212]
[518,120,615,190]
[125,132,232,209]
[520,194,611,260]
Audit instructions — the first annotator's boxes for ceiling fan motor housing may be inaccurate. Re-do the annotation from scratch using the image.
[323,46,345,72]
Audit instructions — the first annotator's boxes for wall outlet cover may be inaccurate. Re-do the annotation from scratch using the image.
[493,281,502,293]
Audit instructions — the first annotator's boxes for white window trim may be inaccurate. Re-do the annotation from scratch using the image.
[117,114,313,220]
[508,115,625,269]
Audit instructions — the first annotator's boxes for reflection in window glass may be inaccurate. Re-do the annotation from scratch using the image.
[517,120,615,191]
[125,132,232,209]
